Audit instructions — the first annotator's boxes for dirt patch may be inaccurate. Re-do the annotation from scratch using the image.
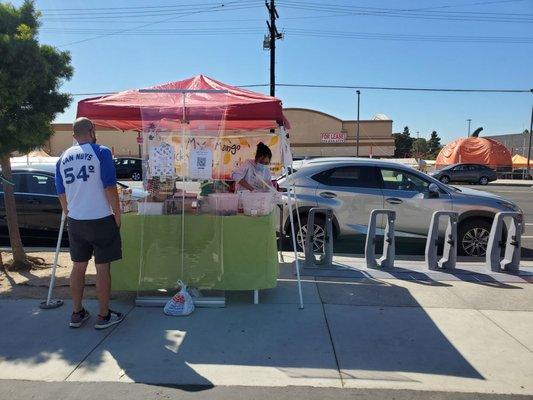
[0,251,98,300]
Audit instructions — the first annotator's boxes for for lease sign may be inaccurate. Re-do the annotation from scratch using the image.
[321,132,346,143]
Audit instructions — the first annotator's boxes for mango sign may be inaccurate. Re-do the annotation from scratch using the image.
[321,132,346,143]
[149,133,283,180]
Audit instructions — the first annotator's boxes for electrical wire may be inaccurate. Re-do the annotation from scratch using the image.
[68,84,532,96]
[41,26,533,44]
[277,0,533,23]
[41,1,260,12]
[56,1,258,47]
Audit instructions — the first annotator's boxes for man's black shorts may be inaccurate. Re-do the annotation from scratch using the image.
[67,215,122,264]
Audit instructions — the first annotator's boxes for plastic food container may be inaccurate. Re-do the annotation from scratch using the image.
[242,192,274,216]
[208,193,239,216]
[137,201,164,215]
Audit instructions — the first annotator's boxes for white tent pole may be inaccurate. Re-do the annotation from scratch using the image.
[46,211,66,305]
[287,185,304,309]
[293,187,303,255]
[280,127,304,309]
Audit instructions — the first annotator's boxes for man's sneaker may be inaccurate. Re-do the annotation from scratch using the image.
[95,309,124,330]
[70,309,90,328]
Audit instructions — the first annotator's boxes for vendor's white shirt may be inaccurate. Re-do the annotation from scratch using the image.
[232,159,272,191]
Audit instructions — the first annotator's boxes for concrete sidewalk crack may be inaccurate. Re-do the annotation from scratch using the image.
[63,303,136,382]
[477,309,533,353]
[315,278,344,387]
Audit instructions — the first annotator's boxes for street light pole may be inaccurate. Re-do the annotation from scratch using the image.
[356,90,360,157]
[526,89,533,176]
[467,119,472,137]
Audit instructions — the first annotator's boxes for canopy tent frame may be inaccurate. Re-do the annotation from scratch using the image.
[47,80,303,309]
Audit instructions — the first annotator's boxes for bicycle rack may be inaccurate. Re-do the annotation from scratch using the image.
[486,211,523,273]
[425,211,458,271]
[304,208,334,267]
[365,209,396,269]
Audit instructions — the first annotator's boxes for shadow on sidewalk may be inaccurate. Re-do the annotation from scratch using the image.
[0,270,486,387]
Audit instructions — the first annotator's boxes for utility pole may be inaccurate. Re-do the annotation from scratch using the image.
[356,90,360,157]
[467,119,472,137]
[265,0,282,97]
[525,89,533,175]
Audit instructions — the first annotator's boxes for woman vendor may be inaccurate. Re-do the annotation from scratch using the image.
[232,142,273,191]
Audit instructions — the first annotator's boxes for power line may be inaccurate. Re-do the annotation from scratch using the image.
[273,83,533,93]
[41,1,258,12]
[41,27,533,44]
[69,85,532,96]
[43,5,261,21]
[56,1,255,47]
[277,0,533,23]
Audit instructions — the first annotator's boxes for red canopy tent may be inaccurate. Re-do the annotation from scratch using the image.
[76,75,289,132]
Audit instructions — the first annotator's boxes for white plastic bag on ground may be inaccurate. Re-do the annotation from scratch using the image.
[164,280,195,316]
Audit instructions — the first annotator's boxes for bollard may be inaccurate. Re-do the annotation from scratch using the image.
[365,209,396,269]
[425,211,458,271]
[486,212,522,273]
[304,208,334,267]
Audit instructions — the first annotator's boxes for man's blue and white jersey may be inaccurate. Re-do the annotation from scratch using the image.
[55,143,117,220]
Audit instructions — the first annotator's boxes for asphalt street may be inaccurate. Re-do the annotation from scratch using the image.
[0,381,531,400]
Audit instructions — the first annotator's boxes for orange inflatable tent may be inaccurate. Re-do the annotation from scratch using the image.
[436,137,512,169]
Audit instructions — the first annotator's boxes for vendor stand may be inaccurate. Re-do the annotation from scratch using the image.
[77,75,303,307]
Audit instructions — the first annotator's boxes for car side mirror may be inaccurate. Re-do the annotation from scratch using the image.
[428,183,440,198]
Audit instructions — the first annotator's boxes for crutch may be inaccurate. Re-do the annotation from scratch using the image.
[40,212,66,309]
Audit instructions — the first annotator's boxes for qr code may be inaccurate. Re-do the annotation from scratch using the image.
[197,157,207,167]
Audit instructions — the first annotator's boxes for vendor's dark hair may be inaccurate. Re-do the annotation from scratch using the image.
[255,142,272,160]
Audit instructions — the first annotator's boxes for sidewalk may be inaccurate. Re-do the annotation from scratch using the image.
[0,256,532,396]
[489,179,533,187]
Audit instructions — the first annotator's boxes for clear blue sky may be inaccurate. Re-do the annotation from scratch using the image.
[11,0,533,143]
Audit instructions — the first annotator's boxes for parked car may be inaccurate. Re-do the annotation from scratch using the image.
[0,164,145,246]
[114,157,143,181]
[431,163,497,185]
[278,158,522,257]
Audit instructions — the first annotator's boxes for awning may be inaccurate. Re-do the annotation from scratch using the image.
[77,75,290,132]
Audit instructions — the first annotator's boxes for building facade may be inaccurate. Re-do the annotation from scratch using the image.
[47,108,394,158]
[46,123,141,157]
[484,132,530,157]
[284,108,394,158]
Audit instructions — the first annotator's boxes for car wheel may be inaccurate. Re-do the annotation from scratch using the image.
[458,219,492,257]
[439,175,450,184]
[479,176,489,185]
[131,171,142,181]
[295,215,326,254]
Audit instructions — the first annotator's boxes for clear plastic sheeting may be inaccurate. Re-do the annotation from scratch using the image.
[137,91,227,295]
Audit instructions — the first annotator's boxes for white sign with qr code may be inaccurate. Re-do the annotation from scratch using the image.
[189,149,213,179]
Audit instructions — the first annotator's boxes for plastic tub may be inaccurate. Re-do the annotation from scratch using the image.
[208,193,239,216]
[242,192,274,216]
[137,201,164,215]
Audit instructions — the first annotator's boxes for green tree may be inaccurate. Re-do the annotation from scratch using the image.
[411,138,429,158]
[427,130,442,159]
[393,126,414,158]
[0,1,73,270]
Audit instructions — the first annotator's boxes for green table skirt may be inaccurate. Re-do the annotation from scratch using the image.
[111,213,279,291]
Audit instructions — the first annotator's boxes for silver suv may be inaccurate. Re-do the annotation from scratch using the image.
[278,158,522,257]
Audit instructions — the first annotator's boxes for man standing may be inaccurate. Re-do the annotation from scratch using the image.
[55,117,124,329]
